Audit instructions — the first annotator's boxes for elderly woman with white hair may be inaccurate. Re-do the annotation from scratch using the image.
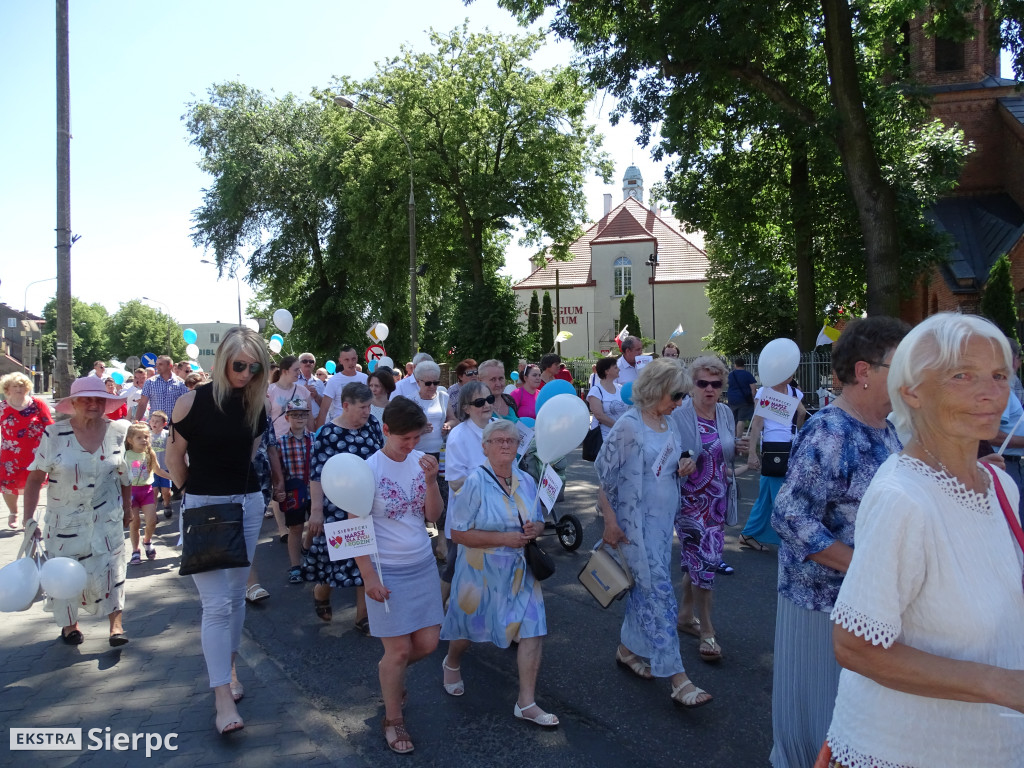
[670,355,738,663]
[411,359,450,558]
[820,312,1024,768]
[440,419,556,726]
[596,358,712,708]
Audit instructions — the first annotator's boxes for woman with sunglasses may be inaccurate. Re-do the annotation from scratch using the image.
[166,327,270,735]
[742,364,808,553]
[596,358,712,707]
[445,358,478,423]
[510,364,542,420]
[670,356,739,663]
[440,381,496,601]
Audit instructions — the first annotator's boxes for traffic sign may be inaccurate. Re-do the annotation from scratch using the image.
[141,352,157,367]
[365,344,386,363]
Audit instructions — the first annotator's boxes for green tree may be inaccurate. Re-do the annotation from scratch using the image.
[527,291,541,360]
[449,274,526,371]
[619,291,641,343]
[981,255,1019,342]
[40,297,109,377]
[107,300,188,361]
[540,291,555,355]
[497,0,1021,316]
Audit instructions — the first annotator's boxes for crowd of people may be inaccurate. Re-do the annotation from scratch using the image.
[4,315,1024,762]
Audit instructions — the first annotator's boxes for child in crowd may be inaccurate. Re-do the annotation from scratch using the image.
[278,399,313,584]
[148,411,173,518]
[120,422,171,565]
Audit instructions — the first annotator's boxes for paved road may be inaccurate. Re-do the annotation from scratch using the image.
[0,449,780,767]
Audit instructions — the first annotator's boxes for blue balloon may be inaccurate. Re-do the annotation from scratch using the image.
[110,370,125,385]
[510,371,520,381]
[535,379,575,412]
[182,328,197,345]
[368,360,377,373]
[270,333,284,345]
[518,417,536,428]
[325,361,336,374]
[620,382,634,405]
[190,362,200,371]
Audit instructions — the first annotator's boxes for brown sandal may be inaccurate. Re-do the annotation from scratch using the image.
[314,597,332,622]
[382,717,414,754]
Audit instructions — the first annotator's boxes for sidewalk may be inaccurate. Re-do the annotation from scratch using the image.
[0,484,368,767]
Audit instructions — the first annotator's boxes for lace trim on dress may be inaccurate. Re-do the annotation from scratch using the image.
[830,599,900,648]
[899,455,993,517]
[829,736,916,768]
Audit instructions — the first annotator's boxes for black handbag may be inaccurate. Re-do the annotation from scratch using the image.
[581,425,603,462]
[179,502,250,576]
[760,441,792,478]
[481,466,555,581]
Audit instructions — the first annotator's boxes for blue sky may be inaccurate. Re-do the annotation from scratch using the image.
[0,0,668,324]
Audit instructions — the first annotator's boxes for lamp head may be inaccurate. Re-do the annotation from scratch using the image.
[334,95,355,109]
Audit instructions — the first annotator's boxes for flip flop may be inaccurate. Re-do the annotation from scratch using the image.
[677,617,701,638]
[699,637,724,662]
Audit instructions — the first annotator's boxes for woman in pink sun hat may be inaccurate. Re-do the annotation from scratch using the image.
[22,376,134,647]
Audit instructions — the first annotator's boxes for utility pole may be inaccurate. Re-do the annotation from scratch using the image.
[55,0,74,397]
[555,269,561,357]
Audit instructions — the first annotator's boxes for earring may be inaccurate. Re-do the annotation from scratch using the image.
[863,383,868,390]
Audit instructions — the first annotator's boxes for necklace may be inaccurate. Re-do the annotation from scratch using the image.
[642,409,667,431]
[918,444,950,476]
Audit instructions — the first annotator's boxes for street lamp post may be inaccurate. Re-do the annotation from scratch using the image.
[645,254,658,350]
[200,259,243,325]
[334,95,417,361]
[142,296,173,356]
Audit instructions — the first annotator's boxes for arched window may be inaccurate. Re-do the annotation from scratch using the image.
[613,256,632,297]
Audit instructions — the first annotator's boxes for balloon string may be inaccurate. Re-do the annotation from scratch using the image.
[998,407,1024,456]
[375,559,390,614]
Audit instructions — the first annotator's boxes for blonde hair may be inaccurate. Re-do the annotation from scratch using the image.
[126,422,159,474]
[687,355,728,381]
[1,372,33,396]
[211,327,271,435]
[632,358,691,410]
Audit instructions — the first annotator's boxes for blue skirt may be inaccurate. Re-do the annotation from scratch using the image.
[366,552,443,638]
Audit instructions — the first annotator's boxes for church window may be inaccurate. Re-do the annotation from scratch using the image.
[614,257,632,297]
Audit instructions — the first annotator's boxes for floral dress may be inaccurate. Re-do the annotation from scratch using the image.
[0,397,53,494]
[28,420,129,626]
[441,465,546,647]
[675,416,728,589]
[303,416,384,586]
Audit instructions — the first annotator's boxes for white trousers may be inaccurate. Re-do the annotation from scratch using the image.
[182,491,263,688]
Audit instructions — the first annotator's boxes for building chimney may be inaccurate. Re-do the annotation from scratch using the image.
[603,193,612,217]
[650,194,660,218]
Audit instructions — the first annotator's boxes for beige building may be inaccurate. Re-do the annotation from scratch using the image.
[513,167,712,358]
[179,322,239,371]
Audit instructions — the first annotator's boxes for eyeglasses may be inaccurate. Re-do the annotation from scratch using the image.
[671,391,687,401]
[464,370,478,376]
[232,361,263,374]
[300,359,314,365]
[486,437,517,447]
[419,380,440,387]
[695,380,723,390]
[871,362,891,369]
[469,394,496,408]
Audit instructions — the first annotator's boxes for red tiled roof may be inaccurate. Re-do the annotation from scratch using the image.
[514,197,708,289]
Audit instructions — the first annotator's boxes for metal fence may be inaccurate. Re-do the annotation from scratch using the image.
[564,350,836,409]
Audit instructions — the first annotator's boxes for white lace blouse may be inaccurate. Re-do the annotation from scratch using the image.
[827,454,1024,768]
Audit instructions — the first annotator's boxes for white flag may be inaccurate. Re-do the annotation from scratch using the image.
[554,330,573,344]
[669,323,684,340]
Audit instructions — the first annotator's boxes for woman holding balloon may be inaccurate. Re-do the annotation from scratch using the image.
[22,376,132,646]
[596,358,712,708]
[353,396,444,755]
[306,382,384,632]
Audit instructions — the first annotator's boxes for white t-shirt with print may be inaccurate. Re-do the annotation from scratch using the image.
[366,449,432,567]
[323,370,368,420]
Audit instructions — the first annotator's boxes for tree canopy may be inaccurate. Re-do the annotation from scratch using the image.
[107,300,187,362]
[40,297,109,377]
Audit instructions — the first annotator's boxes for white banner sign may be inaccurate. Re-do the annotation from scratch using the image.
[538,463,563,513]
[634,354,653,372]
[323,517,379,561]
[515,420,534,458]
[753,389,800,427]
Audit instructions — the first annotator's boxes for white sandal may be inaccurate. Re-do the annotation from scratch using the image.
[514,701,559,727]
[441,655,464,696]
[670,679,713,708]
[245,584,270,603]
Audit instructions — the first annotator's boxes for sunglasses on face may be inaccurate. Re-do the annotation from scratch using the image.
[232,361,263,374]
[671,391,687,401]
[695,379,723,390]
[469,394,496,408]
[300,359,314,365]
[464,370,478,376]
[419,380,440,387]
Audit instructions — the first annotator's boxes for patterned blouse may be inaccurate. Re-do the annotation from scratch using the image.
[772,406,902,612]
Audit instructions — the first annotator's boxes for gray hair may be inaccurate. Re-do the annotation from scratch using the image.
[889,312,1011,441]
[414,360,441,380]
[412,352,434,365]
[688,355,728,381]
[478,358,504,376]
[631,358,691,411]
[482,419,518,442]
[341,381,372,404]
[621,335,642,353]
[458,380,490,417]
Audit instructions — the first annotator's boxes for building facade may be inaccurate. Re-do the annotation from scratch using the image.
[513,167,712,358]
[179,322,239,372]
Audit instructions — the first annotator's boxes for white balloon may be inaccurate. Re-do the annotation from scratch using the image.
[378,356,394,370]
[268,338,282,354]
[374,322,389,342]
[320,453,375,517]
[39,556,87,601]
[535,393,591,464]
[243,318,260,332]
[273,308,294,334]
[0,558,40,613]
[757,338,801,388]
[185,343,200,359]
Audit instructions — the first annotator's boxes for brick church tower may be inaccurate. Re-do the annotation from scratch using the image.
[900,9,1024,324]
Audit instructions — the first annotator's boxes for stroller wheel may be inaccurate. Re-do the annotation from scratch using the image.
[556,514,583,552]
